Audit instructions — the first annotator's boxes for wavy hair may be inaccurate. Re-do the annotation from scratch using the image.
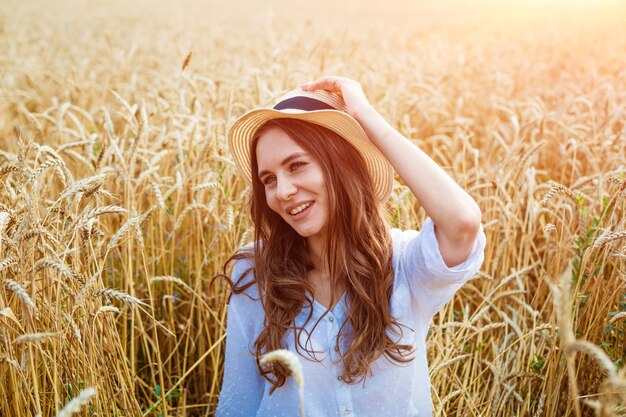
[217,118,414,393]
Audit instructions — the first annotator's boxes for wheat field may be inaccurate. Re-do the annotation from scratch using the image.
[1,0,625,415]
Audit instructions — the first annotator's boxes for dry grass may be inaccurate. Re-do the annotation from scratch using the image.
[1,0,626,415]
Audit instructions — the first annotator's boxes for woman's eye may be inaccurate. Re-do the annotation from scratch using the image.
[262,176,276,185]
[290,162,306,171]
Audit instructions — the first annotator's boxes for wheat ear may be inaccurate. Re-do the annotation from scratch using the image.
[260,349,305,417]
[13,332,57,344]
[54,387,97,417]
[3,279,36,310]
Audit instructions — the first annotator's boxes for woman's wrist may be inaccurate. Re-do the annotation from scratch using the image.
[351,103,377,125]
[354,105,397,146]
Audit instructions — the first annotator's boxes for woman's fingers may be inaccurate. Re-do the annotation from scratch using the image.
[301,75,348,92]
[300,76,371,120]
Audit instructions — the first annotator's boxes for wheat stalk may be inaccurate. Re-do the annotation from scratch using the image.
[93,305,123,322]
[0,355,20,369]
[608,312,626,325]
[57,139,94,153]
[150,276,193,292]
[93,136,108,170]
[20,227,58,245]
[430,354,472,375]
[63,312,82,344]
[54,387,97,417]
[86,205,127,218]
[260,349,305,417]
[3,279,36,310]
[181,51,192,70]
[150,182,165,209]
[173,203,208,232]
[35,144,64,163]
[13,332,57,344]
[106,216,139,252]
[436,389,462,415]
[97,306,121,314]
[27,159,64,182]
[544,223,556,232]
[0,211,10,254]
[0,164,20,177]
[550,261,581,417]
[565,340,617,378]
[540,182,580,206]
[34,258,83,282]
[92,288,148,306]
[0,256,17,272]
[593,229,626,249]
[194,181,220,190]
[57,173,109,201]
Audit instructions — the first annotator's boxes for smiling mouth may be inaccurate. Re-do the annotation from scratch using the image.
[289,202,313,215]
[289,202,314,219]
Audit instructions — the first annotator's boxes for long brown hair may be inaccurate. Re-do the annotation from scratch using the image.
[217,118,414,393]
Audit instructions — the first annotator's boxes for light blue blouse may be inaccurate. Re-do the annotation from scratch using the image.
[216,217,487,417]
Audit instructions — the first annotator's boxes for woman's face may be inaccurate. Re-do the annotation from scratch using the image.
[255,126,330,242]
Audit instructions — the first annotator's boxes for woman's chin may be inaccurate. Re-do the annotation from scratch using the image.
[295,226,327,242]
[291,224,320,238]
[294,228,315,238]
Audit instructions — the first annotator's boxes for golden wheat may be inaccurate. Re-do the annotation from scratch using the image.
[1,0,625,415]
[54,387,97,417]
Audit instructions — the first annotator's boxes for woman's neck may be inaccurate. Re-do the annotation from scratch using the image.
[306,233,327,275]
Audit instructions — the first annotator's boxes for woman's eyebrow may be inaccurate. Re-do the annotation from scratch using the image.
[258,151,308,178]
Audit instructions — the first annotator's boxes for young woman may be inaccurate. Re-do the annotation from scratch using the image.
[215,76,486,417]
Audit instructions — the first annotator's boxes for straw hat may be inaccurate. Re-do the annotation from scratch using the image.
[227,88,394,202]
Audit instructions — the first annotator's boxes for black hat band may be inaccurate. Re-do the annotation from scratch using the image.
[273,96,337,111]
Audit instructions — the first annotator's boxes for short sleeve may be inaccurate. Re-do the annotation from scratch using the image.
[215,259,265,417]
[394,217,486,323]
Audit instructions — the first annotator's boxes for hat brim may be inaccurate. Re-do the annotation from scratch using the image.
[228,108,394,203]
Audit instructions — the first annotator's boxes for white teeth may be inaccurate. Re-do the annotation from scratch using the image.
[290,202,312,215]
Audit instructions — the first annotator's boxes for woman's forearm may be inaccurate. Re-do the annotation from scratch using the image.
[355,105,482,239]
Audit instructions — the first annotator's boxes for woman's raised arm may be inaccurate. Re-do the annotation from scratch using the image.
[301,76,482,268]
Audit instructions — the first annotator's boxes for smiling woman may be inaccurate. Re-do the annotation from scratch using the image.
[214,76,486,417]
[251,119,385,311]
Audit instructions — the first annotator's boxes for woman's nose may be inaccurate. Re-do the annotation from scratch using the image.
[276,176,297,200]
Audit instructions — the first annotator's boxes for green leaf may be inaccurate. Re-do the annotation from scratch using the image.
[603,325,615,336]
[154,384,161,398]
[530,354,545,372]
[166,390,181,400]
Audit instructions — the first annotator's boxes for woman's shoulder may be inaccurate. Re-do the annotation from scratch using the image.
[229,243,261,303]
[389,226,420,241]
[388,219,437,271]
[389,218,435,249]
[389,225,421,254]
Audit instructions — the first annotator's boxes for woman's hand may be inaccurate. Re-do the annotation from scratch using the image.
[300,76,374,121]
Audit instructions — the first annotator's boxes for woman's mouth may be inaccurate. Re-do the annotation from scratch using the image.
[289,202,314,220]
